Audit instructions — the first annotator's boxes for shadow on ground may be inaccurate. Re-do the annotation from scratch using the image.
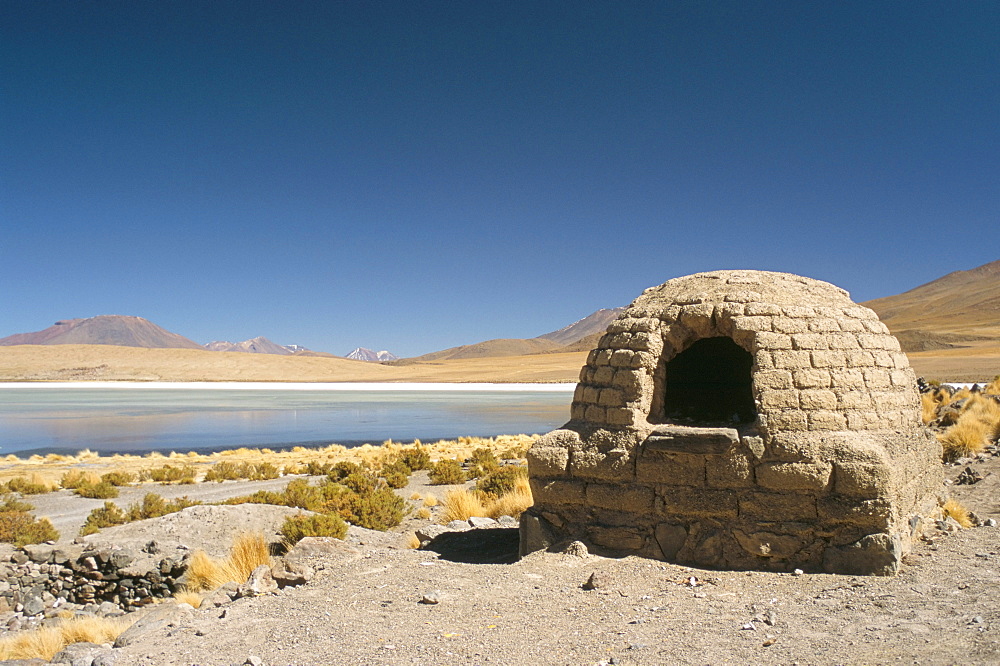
[423,528,520,564]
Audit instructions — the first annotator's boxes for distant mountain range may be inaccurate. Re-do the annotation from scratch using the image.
[0,316,204,350]
[861,259,1000,352]
[345,348,400,362]
[204,337,295,355]
[3,260,997,361]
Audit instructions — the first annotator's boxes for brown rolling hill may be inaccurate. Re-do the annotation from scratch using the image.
[863,259,1000,341]
[411,307,626,361]
[0,316,204,350]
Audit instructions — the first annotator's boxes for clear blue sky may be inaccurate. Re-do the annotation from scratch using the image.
[2,2,998,357]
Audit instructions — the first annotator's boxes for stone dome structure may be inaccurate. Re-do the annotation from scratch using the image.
[522,270,943,575]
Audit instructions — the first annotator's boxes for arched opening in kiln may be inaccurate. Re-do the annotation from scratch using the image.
[662,337,756,424]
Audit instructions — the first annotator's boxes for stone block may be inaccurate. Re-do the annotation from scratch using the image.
[828,368,866,389]
[754,332,792,350]
[836,317,866,332]
[733,530,806,559]
[756,462,832,492]
[526,444,570,478]
[833,462,891,497]
[753,369,794,390]
[592,365,615,385]
[759,389,799,409]
[838,391,872,409]
[605,407,638,427]
[644,425,739,454]
[761,410,808,432]
[817,496,893,530]
[587,526,646,551]
[530,479,586,505]
[739,492,818,522]
[584,405,606,422]
[773,350,812,369]
[783,306,816,318]
[822,533,901,576]
[705,450,754,488]
[657,487,738,519]
[744,302,783,316]
[519,512,560,556]
[598,387,623,407]
[825,333,861,350]
[771,317,810,334]
[810,350,847,368]
[799,389,837,410]
[654,523,688,560]
[793,368,832,388]
[871,350,893,367]
[845,351,876,367]
[585,483,654,513]
[571,447,633,481]
[791,333,830,350]
[733,316,774,333]
[807,317,841,332]
[807,410,847,431]
[636,451,705,485]
[863,369,891,389]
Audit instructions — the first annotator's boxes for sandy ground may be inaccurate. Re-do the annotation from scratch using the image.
[0,345,589,384]
[10,454,997,666]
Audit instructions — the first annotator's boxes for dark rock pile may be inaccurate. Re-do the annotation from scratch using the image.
[0,540,187,635]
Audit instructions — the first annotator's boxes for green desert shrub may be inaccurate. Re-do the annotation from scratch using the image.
[141,464,196,484]
[74,481,119,499]
[476,465,528,499]
[383,471,408,489]
[347,487,408,531]
[279,513,347,546]
[4,476,52,495]
[60,470,98,490]
[327,461,363,482]
[80,502,127,535]
[126,493,199,521]
[429,459,466,485]
[342,472,377,495]
[398,445,431,471]
[0,512,59,547]
[467,448,500,478]
[101,471,135,486]
[0,494,33,513]
[204,461,280,482]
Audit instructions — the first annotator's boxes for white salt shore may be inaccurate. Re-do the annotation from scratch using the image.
[0,381,576,391]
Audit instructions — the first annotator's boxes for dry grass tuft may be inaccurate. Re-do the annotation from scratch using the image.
[218,532,271,586]
[0,615,134,661]
[485,474,533,519]
[440,489,487,523]
[417,507,431,520]
[938,419,991,461]
[410,492,423,500]
[183,550,225,592]
[423,494,438,507]
[942,498,974,528]
[174,589,204,608]
[405,533,421,549]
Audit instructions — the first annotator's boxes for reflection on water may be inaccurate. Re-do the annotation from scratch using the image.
[0,388,571,455]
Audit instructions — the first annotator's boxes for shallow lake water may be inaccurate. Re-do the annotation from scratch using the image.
[0,384,574,456]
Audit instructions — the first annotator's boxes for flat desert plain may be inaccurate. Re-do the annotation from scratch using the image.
[0,343,997,384]
[0,345,588,384]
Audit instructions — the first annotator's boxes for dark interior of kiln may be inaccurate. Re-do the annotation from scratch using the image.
[661,337,757,425]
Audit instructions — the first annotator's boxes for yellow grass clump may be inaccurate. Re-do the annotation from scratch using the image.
[417,507,432,520]
[0,614,135,661]
[942,498,974,528]
[174,589,204,608]
[423,494,438,507]
[406,533,421,549]
[440,489,487,523]
[938,393,1000,461]
[183,532,272,592]
[485,474,533,519]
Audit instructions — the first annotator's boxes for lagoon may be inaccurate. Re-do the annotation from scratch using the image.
[0,383,575,456]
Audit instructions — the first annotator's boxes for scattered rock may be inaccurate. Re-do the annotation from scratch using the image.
[270,560,313,588]
[236,565,277,598]
[114,603,193,648]
[560,541,589,557]
[50,641,114,666]
[419,591,442,604]
[582,571,611,590]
